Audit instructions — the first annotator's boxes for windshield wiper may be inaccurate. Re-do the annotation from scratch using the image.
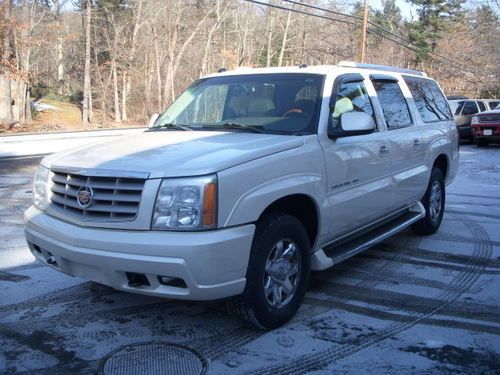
[151,123,192,131]
[219,122,265,134]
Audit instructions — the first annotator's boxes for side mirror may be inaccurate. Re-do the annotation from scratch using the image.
[328,111,376,139]
[148,113,160,128]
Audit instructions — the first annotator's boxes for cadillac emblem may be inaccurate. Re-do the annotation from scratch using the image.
[77,186,94,208]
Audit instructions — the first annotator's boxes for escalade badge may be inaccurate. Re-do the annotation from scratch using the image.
[77,186,94,208]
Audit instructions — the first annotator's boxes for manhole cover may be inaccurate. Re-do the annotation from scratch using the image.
[97,342,208,375]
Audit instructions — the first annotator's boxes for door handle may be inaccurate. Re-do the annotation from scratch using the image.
[379,145,389,157]
[413,139,421,148]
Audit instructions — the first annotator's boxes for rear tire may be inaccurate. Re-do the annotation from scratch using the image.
[412,167,445,235]
[226,213,310,330]
[475,139,488,147]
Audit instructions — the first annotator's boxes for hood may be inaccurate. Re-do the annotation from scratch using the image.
[42,130,304,178]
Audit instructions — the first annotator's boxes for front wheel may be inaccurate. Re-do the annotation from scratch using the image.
[226,214,310,330]
[412,167,445,235]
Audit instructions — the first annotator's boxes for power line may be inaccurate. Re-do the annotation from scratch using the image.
[244,0,358,26]
[282,0,475,72]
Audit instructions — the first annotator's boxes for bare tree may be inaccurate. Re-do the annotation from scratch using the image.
[82,0,92,126]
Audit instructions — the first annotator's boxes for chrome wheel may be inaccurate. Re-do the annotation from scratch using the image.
[429,180,442,222]
[264,238,301,308]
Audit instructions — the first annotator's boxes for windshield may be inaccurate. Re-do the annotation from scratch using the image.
[153,73,325,135]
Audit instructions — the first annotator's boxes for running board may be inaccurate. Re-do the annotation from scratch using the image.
[311,202,425,271]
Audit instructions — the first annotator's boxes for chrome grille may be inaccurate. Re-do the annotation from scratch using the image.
[479,115,500,123]
[50,170,145,221]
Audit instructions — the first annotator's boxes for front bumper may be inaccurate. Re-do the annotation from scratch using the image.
[24,206,255,300]
[472,123,500,142]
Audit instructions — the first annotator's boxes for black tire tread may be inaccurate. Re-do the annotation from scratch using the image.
[226,213,310,330]
[412,167,445,235]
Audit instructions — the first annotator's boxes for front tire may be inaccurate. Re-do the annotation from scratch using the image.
[226,213,310,330]
[412,167,445,235]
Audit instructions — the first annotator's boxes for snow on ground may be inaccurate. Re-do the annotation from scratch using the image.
[0,144,499,374]
[32,102,59,112]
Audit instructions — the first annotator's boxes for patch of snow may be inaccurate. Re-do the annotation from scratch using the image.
[32,101,58,112]
[422,340,446,349]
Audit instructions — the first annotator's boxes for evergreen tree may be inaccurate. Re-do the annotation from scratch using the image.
[408,0,465,64]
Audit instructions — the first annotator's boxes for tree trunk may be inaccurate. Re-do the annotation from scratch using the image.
[82,0,92,126]
[277,10,291,67]
[55,0,65,95]
[0,0,13,126]
[112,62,121,122]
[0,77,13,125]
[121,72,127,121]
[266,8,274,67]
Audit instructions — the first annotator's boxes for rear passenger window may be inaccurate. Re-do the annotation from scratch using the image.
[403,76,452,123]
[372,80,412,129]
[477,101,486,112]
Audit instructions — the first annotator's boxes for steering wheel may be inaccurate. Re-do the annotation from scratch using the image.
[282,109,308,118]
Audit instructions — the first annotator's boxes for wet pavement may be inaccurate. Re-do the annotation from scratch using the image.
[0,144,499,374]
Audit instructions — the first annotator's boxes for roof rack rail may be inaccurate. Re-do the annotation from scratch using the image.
[337,61,427,77]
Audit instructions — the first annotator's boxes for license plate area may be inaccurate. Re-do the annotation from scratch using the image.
[483,129,493,136]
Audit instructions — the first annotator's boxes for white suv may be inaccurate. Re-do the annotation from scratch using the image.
[24,62,459,329]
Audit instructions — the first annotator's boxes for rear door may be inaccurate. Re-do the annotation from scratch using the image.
[369,74,424,210]
[320,74,393,238]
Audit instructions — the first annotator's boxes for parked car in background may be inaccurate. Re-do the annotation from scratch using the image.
[471,108,500,146]
[449,99,484,140]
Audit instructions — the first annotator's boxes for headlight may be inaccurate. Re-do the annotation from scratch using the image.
[471,116,479,125]
[33,165,49,210]
[152,175,217,230]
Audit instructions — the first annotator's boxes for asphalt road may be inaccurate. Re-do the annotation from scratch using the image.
[0,144,499,375]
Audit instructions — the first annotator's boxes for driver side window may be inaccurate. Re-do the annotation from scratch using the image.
[331,81,375,130]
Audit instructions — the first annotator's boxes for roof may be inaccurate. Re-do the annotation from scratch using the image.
[202,62,428,80]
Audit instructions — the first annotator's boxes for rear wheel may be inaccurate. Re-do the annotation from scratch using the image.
[412,167,445,235]
[226,213,310,330]
[475,139,489,147]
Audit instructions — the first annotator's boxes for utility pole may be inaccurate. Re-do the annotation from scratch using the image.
[358,0,369,63]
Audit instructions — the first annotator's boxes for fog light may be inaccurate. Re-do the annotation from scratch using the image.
[158,276,176,284]
[157,276,187,288]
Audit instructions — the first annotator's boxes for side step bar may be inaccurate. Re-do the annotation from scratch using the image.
[311,202,425,271]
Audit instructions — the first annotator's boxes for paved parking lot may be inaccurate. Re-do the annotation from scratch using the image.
[0,145,499,375]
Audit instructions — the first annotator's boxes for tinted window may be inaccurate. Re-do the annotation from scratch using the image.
[372,80,412,129]
[330,80,375,130]
[449,101,463,116]
[488,101,500,110]
[403,76,453,122]
[154,73,325,135]
[477,101,486,112]
[461,101,478,116]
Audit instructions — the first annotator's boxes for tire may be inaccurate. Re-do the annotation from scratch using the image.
[226,213,311,330]
[412,167,445,235]
[475,139,488,147]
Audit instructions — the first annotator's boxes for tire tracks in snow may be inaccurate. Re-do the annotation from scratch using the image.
[246,218,493,375]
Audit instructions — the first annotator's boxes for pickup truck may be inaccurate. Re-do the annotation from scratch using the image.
[24,62,459,330]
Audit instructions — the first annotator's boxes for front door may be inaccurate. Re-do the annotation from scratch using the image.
[320,74,393,239]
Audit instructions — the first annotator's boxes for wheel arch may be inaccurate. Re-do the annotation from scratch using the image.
[433,153,448,180]
[257,194,320,249]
